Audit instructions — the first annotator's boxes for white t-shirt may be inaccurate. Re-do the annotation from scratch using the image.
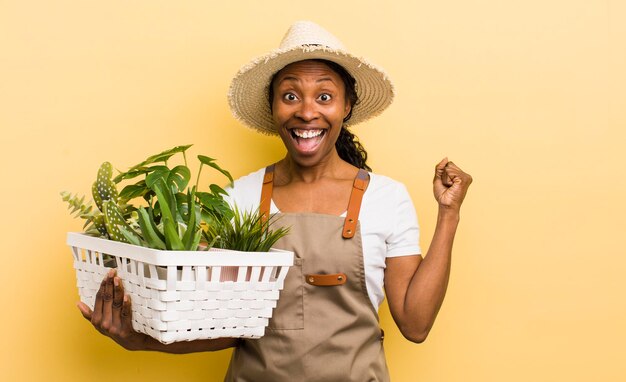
[224,167,422,311]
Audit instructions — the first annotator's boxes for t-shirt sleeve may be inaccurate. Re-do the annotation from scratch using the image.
[223,184,236,208]
[386,183,422,257]
[222,168,264,213]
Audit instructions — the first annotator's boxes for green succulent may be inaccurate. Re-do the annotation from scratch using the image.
[60,191,103,236]
[61,145,289,252]
[205,206,289,253]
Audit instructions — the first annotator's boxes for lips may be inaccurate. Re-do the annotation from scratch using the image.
[289,128,326,153]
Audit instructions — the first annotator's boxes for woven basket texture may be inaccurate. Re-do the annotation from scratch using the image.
[68,233,293,344]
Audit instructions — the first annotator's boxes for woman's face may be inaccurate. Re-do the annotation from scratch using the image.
[271,60,351,167]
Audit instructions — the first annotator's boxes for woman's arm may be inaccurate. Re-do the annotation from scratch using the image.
[384,158,472,343]
[77,269,240,353]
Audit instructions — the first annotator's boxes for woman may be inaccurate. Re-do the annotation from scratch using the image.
[78,21,472,381]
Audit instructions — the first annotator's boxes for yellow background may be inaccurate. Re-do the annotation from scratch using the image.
[1,0,625,381]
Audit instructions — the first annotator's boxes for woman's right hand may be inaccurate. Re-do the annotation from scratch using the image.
[77,268,148,351]
[78,269,240,353]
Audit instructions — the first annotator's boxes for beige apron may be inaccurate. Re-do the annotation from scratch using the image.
[225,165,389,382]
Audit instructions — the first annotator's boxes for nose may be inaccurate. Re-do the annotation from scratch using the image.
[294,98,319,122]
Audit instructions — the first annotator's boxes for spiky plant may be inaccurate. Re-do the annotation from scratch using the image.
[204,206,290,252]
[60,191,103,236]
[61,145,289,252]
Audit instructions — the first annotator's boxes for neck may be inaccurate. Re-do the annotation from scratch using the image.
[278,150,347,184]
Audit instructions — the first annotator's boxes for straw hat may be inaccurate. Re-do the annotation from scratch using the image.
[228,21,395,134]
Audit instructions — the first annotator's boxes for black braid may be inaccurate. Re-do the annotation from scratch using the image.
[336,126,371,171]
[269,59,371,171]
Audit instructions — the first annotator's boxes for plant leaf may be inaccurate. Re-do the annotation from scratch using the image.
[145,166,170,188]
[175,192,189,222]
[196,192,227,209]
[147,206,164,239]
[182,188,198,250]
[144,144,192,165]
[137,207,166,250]
[102,200,130,243]
[93,162,119,211]
[162,215,184,250]
[91,214,108,237]
[151,181,183,250]
[196,192,233,220]
[119,226,144,247]
[151,181,175,223]
[198,155,233,183]
[190,229,202,251]
[125,145,193,175]
[119,181,149,201]
[168,165,191,193]
[112,166,152,184]
[204,204,289,251]
[209,184,228,197]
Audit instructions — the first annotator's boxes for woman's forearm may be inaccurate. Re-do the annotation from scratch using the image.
[402,207,459,341]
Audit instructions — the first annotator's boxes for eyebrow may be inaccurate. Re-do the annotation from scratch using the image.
[278,76,337,85]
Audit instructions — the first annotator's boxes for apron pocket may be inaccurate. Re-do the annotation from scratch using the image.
[267,258,304,330]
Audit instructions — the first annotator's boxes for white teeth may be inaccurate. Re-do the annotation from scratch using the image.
[293,129,323,139]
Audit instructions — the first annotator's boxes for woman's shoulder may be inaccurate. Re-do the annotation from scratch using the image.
[224,167,266,210]
[361,171,420,251]
[230,167,266,189]
[366,172,410,197]
[363,171,415,213]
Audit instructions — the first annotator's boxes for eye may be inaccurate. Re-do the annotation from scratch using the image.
[318,93,332,102]
[283,93,298,102]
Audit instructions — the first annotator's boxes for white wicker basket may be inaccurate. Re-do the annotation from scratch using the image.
[67,232,293,344]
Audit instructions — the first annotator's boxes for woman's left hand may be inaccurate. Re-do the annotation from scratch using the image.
[433,158,473,211]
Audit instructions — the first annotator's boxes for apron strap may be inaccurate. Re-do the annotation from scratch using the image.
[259,164,369,239]
[342,169,369,239]
[260,164,275,226]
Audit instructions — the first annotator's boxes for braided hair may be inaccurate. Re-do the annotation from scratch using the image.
[269,59,372,171]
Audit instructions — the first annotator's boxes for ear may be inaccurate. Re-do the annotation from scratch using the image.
[344,101,352,119]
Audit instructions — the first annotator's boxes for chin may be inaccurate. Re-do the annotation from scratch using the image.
[285,148,334,168]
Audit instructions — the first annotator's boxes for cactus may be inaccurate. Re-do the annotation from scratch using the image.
[91,214,108,237]
[92,162,118,211]
[62,144,290,252]
[102,200,131,243]
[63,163,127,240]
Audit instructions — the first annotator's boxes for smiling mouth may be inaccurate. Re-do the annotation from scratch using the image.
[289,128,326,153]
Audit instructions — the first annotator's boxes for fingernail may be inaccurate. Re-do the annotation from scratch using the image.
[114,277,119,287]
[107,269,115,278]
[123,295,129,303]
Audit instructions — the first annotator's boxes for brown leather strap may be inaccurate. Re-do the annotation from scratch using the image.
[305,273,348,286]
[260,165,368,238]
[342,169,369,239]
[260,164,275,226]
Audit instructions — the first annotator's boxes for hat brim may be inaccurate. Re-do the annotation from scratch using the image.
[228,45,394,135]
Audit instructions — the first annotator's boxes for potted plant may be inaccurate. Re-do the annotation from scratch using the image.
[62,145,292,344]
